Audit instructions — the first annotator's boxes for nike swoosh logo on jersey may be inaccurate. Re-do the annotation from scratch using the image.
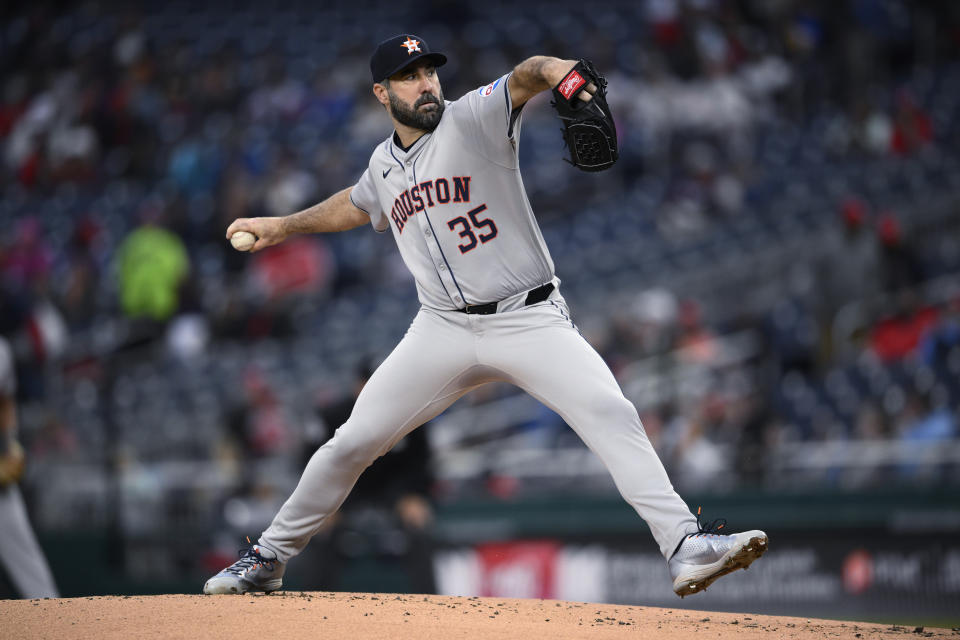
[383,167,393,179]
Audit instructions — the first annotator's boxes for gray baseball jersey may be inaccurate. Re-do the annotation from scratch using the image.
[350,73,555,310]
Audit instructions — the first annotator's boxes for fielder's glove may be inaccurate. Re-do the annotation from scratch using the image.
[551,59,618,172]
[0,439,25,488]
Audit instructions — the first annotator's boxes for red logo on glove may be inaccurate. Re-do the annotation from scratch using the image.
[557,70,586,100]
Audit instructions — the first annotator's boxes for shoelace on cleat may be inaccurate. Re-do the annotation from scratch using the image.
[690,506,727,538]
[671,506,730,559]
[224,537,276,576]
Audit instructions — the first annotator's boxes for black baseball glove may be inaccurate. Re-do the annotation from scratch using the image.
[551,59,618,172]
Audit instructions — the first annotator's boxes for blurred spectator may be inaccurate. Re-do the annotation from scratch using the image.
[165,312,211,363]
[264,154,318,218]
[890,90,934,155]
[675,300,719,365]
[167,132,222,198]
[0,286,67,400]
[620,287,680,361]
[854,100,895,155]
[56,216,102,329]
[1,218,53,295]
[227,366,298,459]
[919,298,960,369]
[114,209,189,324]
[895,389,956,442]
[661,395,728,489]
[821,196,881,315]
[47,117,99,183]
[876,213,923,293]
[248,237,335,302]
[869,294,939,362]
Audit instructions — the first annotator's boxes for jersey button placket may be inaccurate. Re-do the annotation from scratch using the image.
[414,176,458,307]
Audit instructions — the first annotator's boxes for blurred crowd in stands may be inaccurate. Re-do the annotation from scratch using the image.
[1,0,959,563]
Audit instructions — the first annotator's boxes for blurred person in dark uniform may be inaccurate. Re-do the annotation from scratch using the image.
[300,360,436,594]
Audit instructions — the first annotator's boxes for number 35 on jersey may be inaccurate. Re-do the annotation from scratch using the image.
[389,175,499,253]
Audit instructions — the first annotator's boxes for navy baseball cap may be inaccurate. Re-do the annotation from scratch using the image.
[370,34,447,83]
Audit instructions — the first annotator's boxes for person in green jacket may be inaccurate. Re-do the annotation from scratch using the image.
[115,223,189,322]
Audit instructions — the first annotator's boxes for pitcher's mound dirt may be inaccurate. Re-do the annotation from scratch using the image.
[2,592,953,640]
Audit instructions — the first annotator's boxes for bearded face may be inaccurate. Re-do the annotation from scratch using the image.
[387,85,445,132]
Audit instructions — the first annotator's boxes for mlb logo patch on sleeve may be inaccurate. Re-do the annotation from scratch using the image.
[478,77,502,97]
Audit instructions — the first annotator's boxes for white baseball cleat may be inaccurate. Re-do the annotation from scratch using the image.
[203,539,286,595]
[668,510,768,598]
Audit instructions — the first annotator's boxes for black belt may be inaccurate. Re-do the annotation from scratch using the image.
[460,282,555,315]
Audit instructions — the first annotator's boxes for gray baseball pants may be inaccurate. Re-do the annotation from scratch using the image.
[0,485,59,598]
[260,297,697,562]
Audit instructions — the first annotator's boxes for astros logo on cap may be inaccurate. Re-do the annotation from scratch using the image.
[402,37,421,54]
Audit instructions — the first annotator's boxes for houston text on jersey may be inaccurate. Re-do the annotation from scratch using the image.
[390,176,471,232]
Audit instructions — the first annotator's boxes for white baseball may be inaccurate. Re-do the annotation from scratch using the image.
[230,231,257,251]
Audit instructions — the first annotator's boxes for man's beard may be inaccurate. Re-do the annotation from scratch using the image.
[388,88,445,132]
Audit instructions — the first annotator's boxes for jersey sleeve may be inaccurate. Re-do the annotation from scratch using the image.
[350,168,390,233]
[450,72,524,168]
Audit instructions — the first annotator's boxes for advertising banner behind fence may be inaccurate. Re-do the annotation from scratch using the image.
[436,529,959,619]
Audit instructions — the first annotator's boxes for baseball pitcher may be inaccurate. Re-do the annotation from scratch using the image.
[205,34,767,598]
